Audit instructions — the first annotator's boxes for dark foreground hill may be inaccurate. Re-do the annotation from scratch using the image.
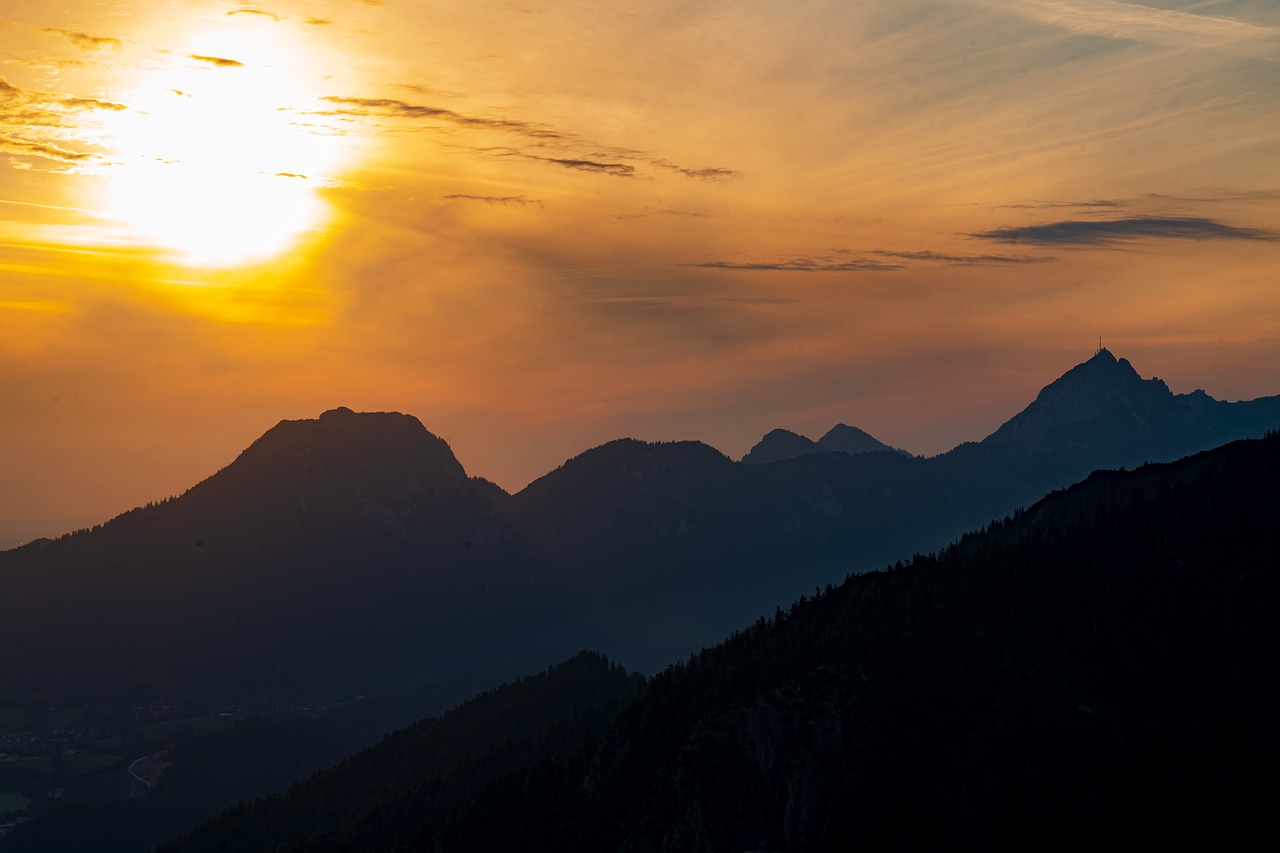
[1,653,643,853]
[160,431,1280,851]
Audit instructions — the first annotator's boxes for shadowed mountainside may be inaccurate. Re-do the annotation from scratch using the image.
[156,431,1280,852]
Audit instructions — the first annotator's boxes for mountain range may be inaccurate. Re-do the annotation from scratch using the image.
[151,429,1280,852]
[3,348,1279,851]
[3,349,1278,703]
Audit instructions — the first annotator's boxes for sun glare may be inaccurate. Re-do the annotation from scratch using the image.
[97,22,349,267]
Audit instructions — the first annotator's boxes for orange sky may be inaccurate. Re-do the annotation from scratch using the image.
[2,0,1279,545]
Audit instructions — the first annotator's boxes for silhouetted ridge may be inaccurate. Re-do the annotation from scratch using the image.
[984,348,1165,444]
[182,407,470,510]
[741,428,821,464]
[743,423,906,464]
[819,423,909,456]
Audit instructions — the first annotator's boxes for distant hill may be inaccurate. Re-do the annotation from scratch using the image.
[741,423,909,464]
[155,431,1280,852]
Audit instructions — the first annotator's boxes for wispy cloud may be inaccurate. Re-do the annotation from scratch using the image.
[971,0,1280,53]
[60,97,126,112]
[40,27,121,51]
[997,199,1123,211]
[0,133,96,162]
[443,194,545,207]
[525,155,634,177]
[320,96,563,139]
[317,94,737,181]
[686,257,902,272]
[227,8,280,22]
[971,216,1280,245]
[189,54,244,68]
[1000,190,1280,211]
[652,160,742,181]
[870,250,1052,265]
[687,246,1051,271]
[0,78,121,169]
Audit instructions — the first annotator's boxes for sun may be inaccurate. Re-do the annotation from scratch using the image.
[97,22,349,267]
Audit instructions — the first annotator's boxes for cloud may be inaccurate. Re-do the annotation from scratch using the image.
[1000,190,1280,211]
[227,8,280,21]
[652,160,742,181]
[318,95,737,181]
[443,194,545,207]
[970,0,1280,52]
[532,156,634,176]
[971,217,1280,245]
[305,18,333,27]
[60,97,127,112]
[997,199,1123,210]
[0,78,126,135]
[320,96,563,139]
[870,250,1053,265]
[685,247,1052,272]
[686,257,902,272]
[0,134,96,162]
[189,54,244,68]
[40,27,122,51]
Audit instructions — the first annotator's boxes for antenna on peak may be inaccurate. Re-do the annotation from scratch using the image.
[1096,336,1102,356]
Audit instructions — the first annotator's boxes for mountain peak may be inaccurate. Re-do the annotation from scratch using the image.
[742,424,906,464]
[184,408,470,508]
[741,429,821,464]
[983,352,1178,450]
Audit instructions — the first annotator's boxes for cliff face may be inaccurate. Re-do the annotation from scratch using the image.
[614,684,850,853]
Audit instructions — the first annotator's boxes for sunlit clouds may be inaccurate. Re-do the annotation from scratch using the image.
[1,0,1279,542]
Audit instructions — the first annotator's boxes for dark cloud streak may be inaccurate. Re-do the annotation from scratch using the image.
[189,54,244,68]
[972,217,1279,245]
[443,194,545,207]
[0,133,96,162]
[686,257,902,272]
[41,27,121,51]
[320,95,737,181]
[227,8,281,21]
[871,250,1052,265]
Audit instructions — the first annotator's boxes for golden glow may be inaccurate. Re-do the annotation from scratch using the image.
[96,21,348,267]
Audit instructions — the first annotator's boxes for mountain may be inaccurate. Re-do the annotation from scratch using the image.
[5,353,1280,851]
[818,422,909,456]
[972,347,1280,497]
[0,408,580,704]
[155,432,1280,852]
[8,353,1277,703]
[741,423,907,464]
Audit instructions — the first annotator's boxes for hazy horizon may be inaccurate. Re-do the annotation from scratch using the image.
[3,0,1278,542]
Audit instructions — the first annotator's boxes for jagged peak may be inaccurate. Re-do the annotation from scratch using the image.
[983,351,1184,445]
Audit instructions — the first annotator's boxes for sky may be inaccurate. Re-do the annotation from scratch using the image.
[2,0,1279,545]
